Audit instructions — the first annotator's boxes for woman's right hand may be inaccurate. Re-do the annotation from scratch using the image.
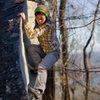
[18,12,29,29]
[19,12,27,24]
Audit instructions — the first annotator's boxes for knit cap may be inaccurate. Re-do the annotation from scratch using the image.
[35,5,49,17]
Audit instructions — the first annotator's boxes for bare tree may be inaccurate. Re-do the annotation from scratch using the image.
[83,0,100,100]
[59,0,70,100]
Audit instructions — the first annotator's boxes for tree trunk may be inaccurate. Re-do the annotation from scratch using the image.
[59,0,70,100]
[43,0,57,100]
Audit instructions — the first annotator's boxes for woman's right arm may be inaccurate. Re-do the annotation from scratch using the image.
[19,12,38,38]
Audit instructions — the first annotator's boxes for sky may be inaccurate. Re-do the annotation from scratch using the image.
[65,0,100,52]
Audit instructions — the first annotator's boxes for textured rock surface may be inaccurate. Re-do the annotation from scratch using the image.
[0,1,29,99]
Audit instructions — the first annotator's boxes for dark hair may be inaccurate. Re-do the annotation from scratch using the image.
[35,11,48,26]
[35,11,45,16]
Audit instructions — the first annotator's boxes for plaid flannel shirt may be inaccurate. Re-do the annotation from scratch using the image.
[24,22,59,54]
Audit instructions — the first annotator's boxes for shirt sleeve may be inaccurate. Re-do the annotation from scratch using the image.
[45,23,60,52]
[46,23,60,51]
[24,23,39,39]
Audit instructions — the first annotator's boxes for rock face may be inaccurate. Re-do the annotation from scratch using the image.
[0,1,29,99]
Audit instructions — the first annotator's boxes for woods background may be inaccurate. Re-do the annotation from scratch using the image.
[0,0,100,100]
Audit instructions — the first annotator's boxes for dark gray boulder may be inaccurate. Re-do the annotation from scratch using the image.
[0,1,29,100]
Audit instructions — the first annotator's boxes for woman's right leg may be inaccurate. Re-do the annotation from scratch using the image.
[28,45,46,70]
[28,45,47,99]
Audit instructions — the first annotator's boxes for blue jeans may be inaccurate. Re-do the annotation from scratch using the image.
[28,44,60,70]
[28,44,60,94]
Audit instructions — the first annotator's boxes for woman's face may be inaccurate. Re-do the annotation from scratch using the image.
[35,13,46,26]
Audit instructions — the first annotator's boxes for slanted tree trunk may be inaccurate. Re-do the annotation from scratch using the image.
[83,1,100,100]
